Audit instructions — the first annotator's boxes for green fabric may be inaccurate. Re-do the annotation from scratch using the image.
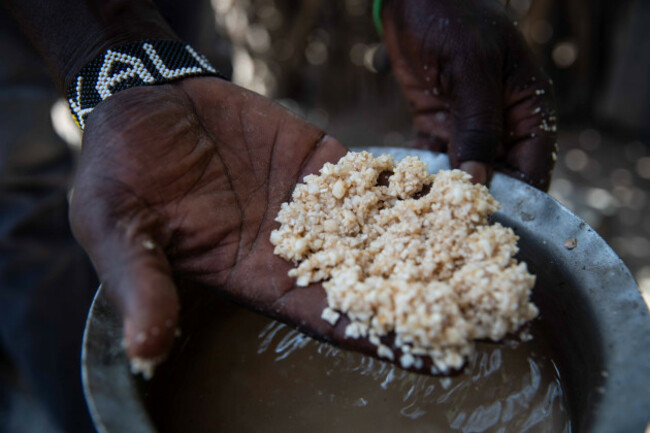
[373,0,384,36]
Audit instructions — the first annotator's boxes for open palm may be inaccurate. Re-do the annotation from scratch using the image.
[71,77,355,362]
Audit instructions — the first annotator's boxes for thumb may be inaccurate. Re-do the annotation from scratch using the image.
[107,243,179,362]
[71,200,179,378]
[445,31,504,185]
[449,63,503,185]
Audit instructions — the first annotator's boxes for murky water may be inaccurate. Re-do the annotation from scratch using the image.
[147,300,570,433]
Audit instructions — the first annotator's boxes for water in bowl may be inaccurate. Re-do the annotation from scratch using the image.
[145,299,570,433]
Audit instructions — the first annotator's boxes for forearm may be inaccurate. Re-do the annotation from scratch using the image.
[2,0,177,92]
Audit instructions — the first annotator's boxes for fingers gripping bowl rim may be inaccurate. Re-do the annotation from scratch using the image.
[82,147,650,433]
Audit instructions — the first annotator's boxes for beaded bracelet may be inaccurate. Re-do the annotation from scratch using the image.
[372,0,385,36]
[66,39,224,130]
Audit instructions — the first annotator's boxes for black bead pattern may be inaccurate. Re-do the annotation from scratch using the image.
[66,40,224,129]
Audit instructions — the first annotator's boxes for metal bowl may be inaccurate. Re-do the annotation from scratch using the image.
[82,148,650,433]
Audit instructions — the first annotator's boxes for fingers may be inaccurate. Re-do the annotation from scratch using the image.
[270,283,380,357]
[459,161,489,185]
[442,67,502,186]
[382,0,558,189]
[381,3,452,155]
[109,245,179,362]
[100,237,180,377]
[502,34,558,191]
[382,1,502,185]
[269,282,453,376]
[502,131,556,191]
[446,31,504,178]
[70,197,179,377]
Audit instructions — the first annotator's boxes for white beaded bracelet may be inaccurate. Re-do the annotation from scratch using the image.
[66,39,224,129]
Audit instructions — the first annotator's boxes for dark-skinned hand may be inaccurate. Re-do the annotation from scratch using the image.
[382,0,557,190]
[70,77,394,369]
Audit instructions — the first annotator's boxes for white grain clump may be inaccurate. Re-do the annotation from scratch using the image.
[270,151,537,372]
[130,356,163,380]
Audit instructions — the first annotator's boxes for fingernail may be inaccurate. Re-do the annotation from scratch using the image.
[459,161,488,185]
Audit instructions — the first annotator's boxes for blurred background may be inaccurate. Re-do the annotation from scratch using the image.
[2,0,649,431]
[54,0,650,305]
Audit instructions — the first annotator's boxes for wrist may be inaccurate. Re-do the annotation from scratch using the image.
[67,40,221,129]
[61,1,178,92]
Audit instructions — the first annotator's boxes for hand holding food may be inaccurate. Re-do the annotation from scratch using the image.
[70,77,348,375]
[271,151,537,373]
